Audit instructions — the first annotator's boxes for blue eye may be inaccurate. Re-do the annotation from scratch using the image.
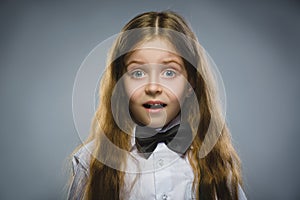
[162,69,176,78]
[130,70,145,78]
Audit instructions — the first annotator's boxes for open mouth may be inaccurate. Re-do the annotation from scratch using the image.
[143,103,167,109]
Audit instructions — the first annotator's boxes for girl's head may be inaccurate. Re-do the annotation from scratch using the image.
[104,11,206,131]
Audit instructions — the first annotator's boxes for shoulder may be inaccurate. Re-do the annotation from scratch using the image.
[68,141,95,200]
[238,184,247,200]
[72,141,95,175]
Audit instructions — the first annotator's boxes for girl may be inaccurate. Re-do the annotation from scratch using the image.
[68,11,247,200]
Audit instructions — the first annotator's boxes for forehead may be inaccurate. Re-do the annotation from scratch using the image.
[125,38,182,64]
[135,38,177,52]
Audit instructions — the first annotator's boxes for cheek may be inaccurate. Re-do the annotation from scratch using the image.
[123,78,145,98]
[163,81,188,102]
[123,79,133,96]
[168,85,186,95]
[126,87,144,104]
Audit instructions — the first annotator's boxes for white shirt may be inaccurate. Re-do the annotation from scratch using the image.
[68,122,247,200]
[119,116,194,199]
[122,142,196,200]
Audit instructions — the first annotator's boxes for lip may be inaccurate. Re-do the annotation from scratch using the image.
[144,100,166,105]
[142,100,167,113]
[145,107,164,113]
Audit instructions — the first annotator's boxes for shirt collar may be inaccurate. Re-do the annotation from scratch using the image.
[130,114,181,150]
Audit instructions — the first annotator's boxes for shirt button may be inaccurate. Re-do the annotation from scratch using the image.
[158,158,164,167]
[162,194,168,200]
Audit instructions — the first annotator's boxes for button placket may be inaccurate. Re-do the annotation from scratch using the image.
[158,158,164,167]
[153,144,174,200]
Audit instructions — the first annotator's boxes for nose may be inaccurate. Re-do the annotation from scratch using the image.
[145,67,162,95]
[145,82,162,95]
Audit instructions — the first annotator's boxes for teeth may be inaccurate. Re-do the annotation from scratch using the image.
[143,103,166,109]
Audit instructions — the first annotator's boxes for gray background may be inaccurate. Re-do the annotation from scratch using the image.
[0,0,299,199]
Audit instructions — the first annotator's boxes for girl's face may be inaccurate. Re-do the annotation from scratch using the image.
[123,38,190,128]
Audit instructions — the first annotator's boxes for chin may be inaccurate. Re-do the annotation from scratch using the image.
[146,119,170,128]
[134,119,165,128]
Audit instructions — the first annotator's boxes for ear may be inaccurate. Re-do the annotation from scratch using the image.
[188,78,195,92]
[186,76,195,97]
[186,86,194,97]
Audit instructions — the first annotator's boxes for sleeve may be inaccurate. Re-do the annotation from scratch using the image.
[238,184,247,200]
[67,153,89,200]
[225,169,247,200]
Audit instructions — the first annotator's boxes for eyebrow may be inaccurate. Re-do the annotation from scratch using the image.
[161,59,183,67]
[125,60,145,67]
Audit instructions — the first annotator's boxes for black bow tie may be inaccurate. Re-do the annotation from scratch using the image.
[135,123,193,159]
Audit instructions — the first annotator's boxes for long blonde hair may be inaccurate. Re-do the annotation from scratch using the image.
[73,11,243,200]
